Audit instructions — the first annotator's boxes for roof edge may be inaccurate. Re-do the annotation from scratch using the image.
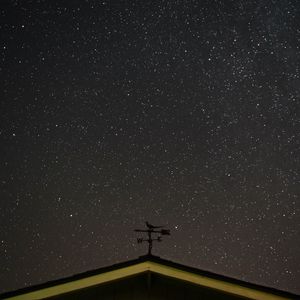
[1,255,299,299]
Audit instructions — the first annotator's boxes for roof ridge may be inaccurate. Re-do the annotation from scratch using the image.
[1,255,299,299]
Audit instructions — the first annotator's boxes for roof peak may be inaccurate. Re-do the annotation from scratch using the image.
[2,255,299,299]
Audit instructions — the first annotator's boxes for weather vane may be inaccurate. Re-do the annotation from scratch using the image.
[134,221,171,255]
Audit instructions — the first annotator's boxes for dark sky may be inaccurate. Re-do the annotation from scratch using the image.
[1,0,300,294]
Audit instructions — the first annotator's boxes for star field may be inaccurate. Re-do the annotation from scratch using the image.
[0,0,300,294]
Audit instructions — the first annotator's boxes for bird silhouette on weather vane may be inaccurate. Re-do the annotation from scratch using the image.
[134,221,171,255]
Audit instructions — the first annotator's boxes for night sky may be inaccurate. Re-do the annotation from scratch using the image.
[1,0,300,295]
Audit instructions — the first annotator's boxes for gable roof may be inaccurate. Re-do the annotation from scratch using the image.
[1,255,299,300]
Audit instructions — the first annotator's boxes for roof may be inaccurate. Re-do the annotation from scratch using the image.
[1,255,299,300]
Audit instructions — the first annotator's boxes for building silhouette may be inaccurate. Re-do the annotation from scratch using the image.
[1,255,299,299]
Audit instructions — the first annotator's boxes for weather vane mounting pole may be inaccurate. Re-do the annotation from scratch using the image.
[134,221,171,255]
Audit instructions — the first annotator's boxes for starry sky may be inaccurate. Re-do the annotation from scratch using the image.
[1,0,300,295]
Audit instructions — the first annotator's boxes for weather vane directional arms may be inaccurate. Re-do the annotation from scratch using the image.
[134,222,171,255]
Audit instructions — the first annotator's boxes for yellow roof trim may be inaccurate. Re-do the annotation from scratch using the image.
[5,261,291,300]
[148,261,289,300]
[4,262,151,300]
